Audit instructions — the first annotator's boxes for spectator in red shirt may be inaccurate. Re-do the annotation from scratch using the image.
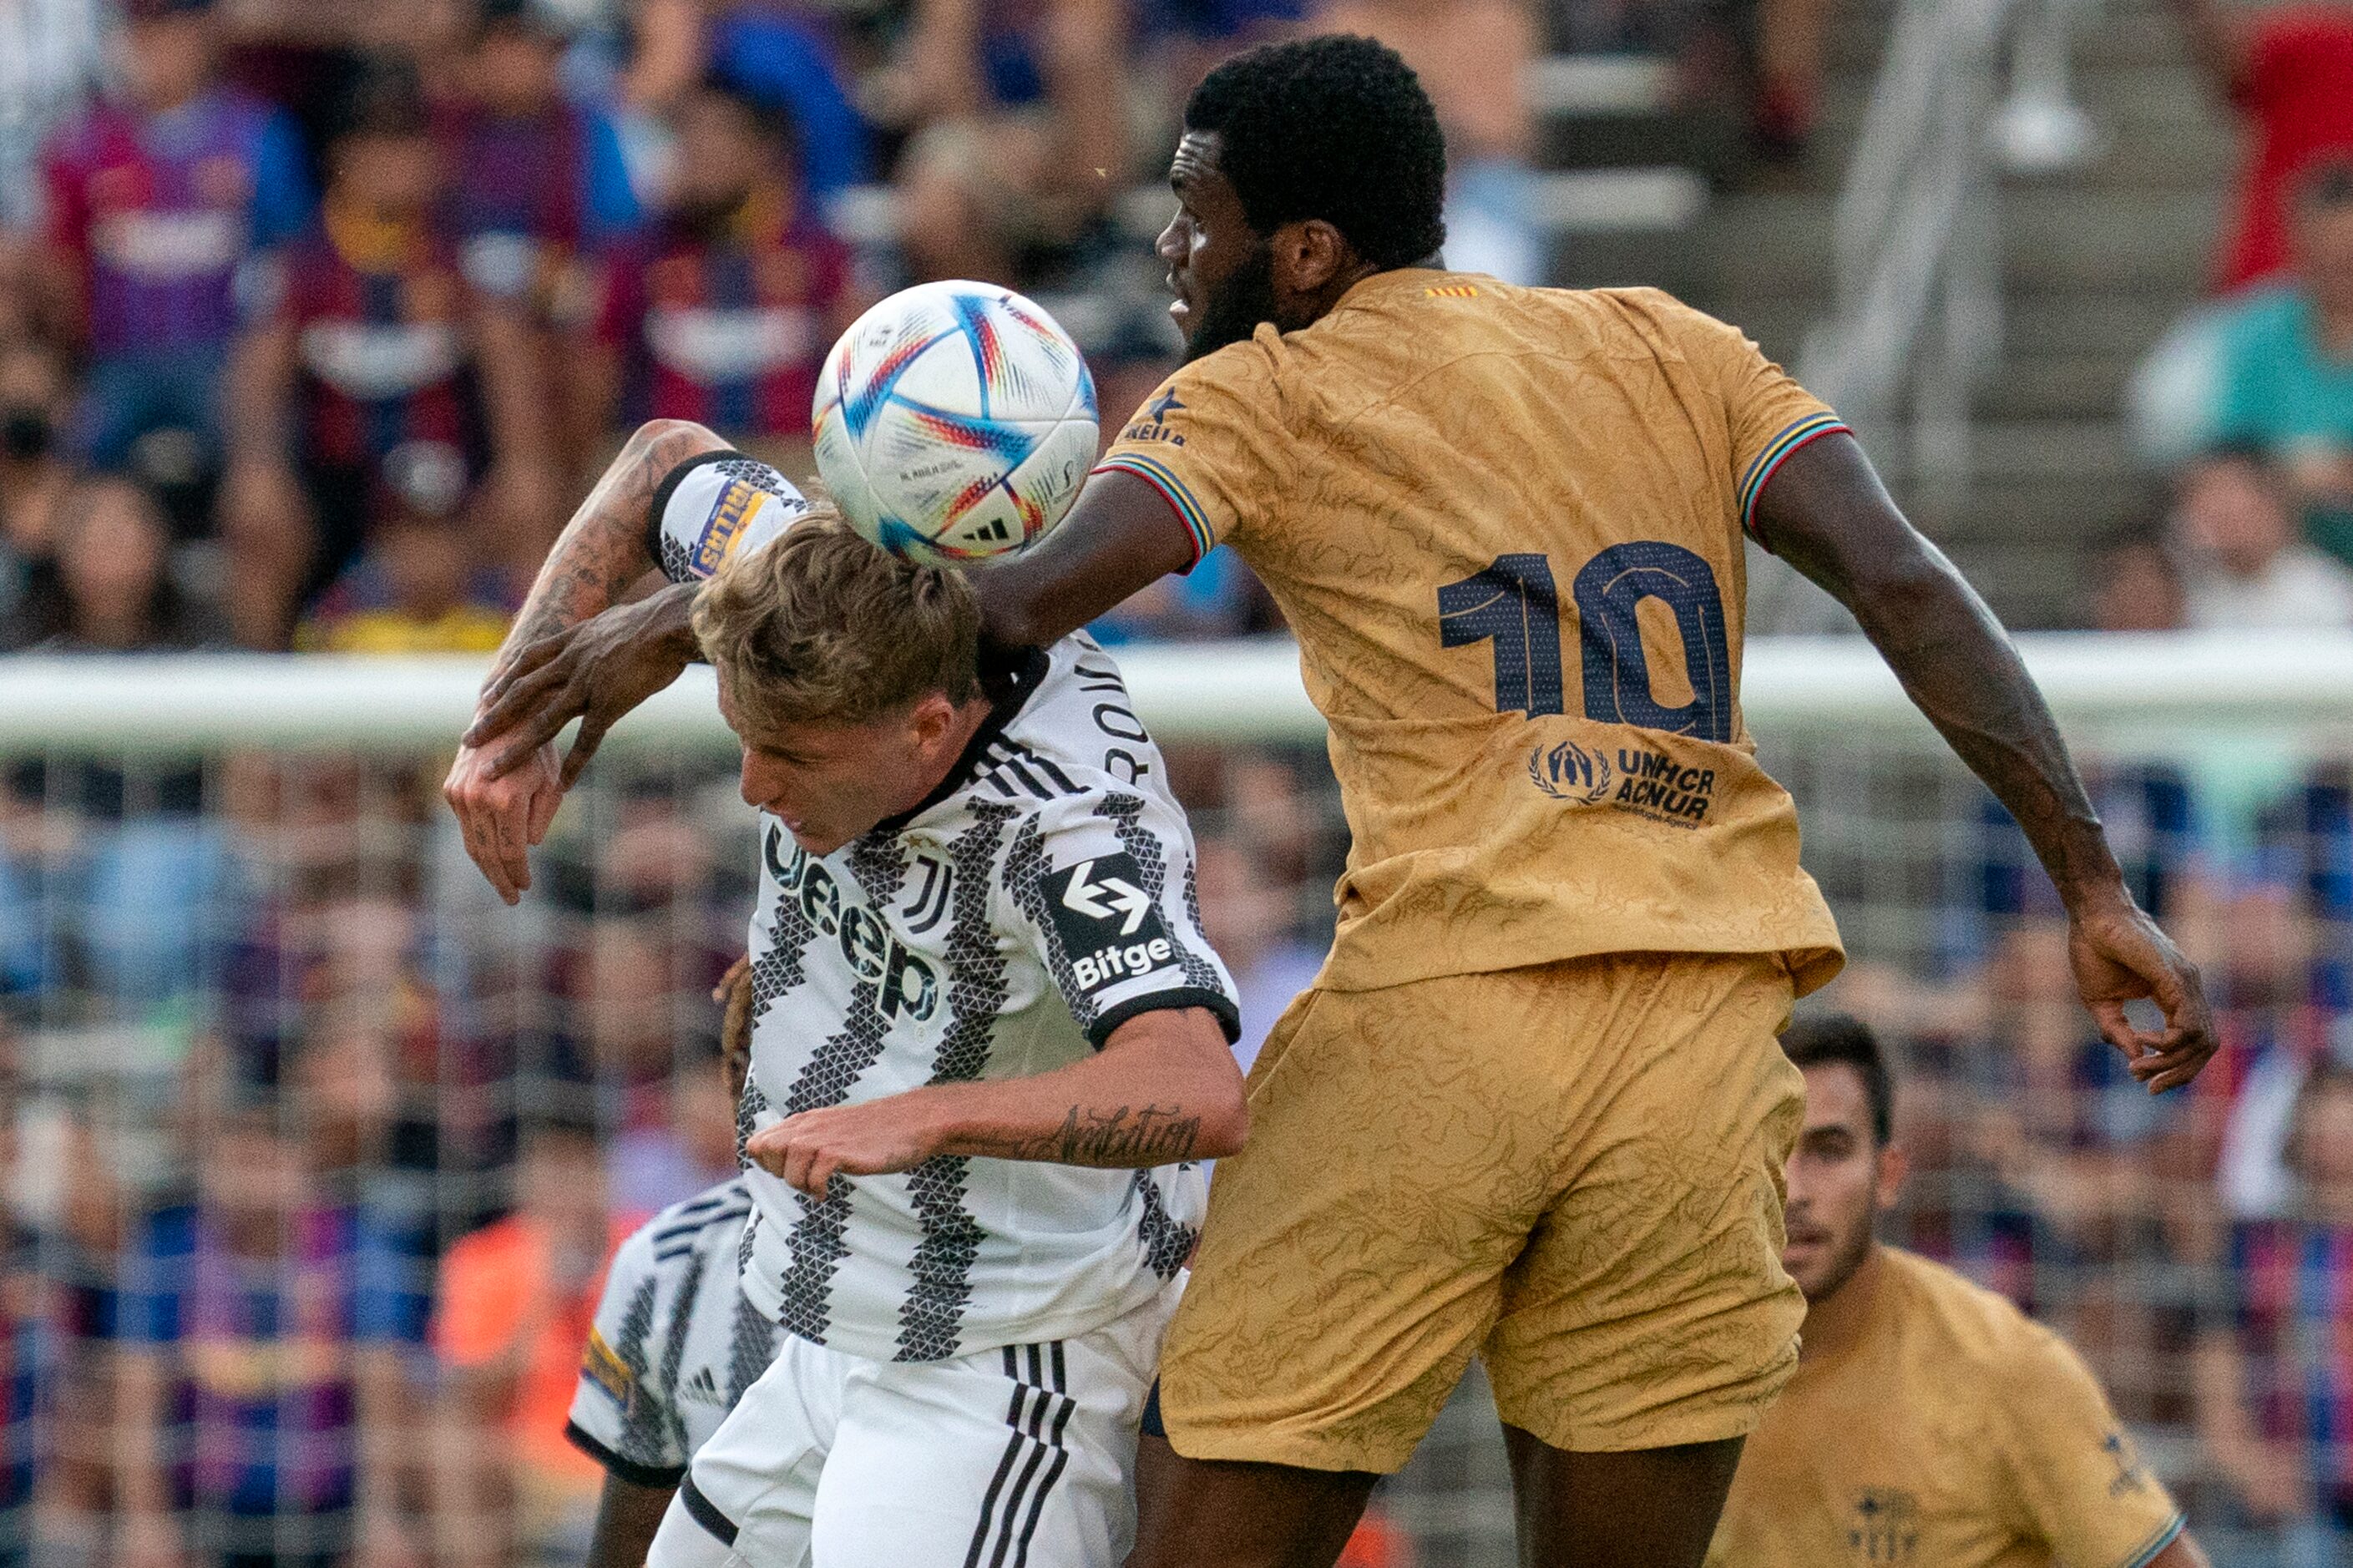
[585,74,853,467]
[2171,0,2353,291]
[222,62,555,648]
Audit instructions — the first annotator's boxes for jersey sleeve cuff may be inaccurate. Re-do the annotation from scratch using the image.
[1086,986,1242,1050]
[564,1418,686,1489]
[2114,1511,2184,1568]
[646,448,751,580]
[1737,413,1849,548]
[1091,455,1217,569]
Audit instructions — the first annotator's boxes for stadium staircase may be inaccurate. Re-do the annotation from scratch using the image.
[1533,0,2234,628]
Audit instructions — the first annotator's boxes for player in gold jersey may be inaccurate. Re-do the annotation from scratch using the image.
[446,34,2215,1568]
[1710,1016,2209,1568]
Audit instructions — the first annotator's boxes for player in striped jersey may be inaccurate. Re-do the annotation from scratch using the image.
[567,964,779,1568]
[446,428,1248,1565]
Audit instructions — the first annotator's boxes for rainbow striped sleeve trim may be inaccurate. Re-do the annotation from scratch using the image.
[1094,453,1217,564]
[2118,1514,2184,1568]
[1738,412,1850,540]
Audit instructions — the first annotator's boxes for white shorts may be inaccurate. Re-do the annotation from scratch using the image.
[646,1280,1178,1568]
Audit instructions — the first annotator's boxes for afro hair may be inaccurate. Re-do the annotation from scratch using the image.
[1183,34,1448,271]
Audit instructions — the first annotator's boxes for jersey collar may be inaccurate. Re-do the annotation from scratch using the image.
[865,643,1051,838]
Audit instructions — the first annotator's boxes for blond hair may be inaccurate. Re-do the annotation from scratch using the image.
[692,509,984,732]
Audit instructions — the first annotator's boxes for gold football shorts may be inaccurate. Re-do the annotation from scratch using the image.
[1159,950,1807,1472]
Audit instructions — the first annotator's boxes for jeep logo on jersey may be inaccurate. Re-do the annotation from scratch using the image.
[1045,852,1176,997]
[765,825,940,1022]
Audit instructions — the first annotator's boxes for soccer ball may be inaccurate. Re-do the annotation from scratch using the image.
[812,281,1099,564]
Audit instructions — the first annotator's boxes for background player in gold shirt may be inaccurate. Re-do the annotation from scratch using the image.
[1711,1015,2209,1568]
[446,34,2217,1568]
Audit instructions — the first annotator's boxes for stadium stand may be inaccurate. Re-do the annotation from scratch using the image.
[9,0,2353,1564]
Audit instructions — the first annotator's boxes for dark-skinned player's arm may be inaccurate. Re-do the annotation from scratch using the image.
[965,468,1203,648]
[584,1472,681,1568]
[746,1004,1246,1199]
[1753,432,2214,1091]
[443,417,727,903]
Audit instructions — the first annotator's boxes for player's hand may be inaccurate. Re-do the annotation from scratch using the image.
[443,737,563,904]
[746,1095,948,1199]
[463,584,701,787]
[2067,888,2214,1094]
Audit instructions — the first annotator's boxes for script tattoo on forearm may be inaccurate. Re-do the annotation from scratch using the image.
[1006,1104,1203,1166]
[494,422,714,674]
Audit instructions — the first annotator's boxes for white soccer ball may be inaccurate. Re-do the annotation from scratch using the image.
[812,280,1099,564]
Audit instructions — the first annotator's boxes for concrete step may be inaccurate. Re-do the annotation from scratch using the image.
[1966,354,2131,420]
[1809,70,2237,195]
[1996,186,2220,290]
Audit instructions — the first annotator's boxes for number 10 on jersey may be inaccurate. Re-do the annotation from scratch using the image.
[1438,544,1733,744]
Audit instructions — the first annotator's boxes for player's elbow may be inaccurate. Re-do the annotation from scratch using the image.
[1194,1076,1250,1159]
[626,417,726,466]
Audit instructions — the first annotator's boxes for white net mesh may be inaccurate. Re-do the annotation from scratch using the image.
[2,634,2347,1565]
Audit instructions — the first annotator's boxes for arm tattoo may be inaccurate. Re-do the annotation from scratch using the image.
[492,421,719,678]
[983,1105,1203,1166]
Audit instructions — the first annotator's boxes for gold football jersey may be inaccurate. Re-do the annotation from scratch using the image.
[1098,271,1845,993]
[1708,1247,2185,1568]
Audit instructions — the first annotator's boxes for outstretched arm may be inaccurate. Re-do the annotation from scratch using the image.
[443,418,726,903]
[584,1474,679,1568]
[453,462,1199,822]
[746,1006,1247,1198]
[967,468,1204,648]
[1754,432,2214,1090]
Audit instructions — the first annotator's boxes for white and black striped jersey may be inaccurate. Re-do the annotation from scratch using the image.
[567,1179,781,1487]
[652,451,1241,1366]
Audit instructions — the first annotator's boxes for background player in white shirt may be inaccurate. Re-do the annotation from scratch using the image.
[567,964,777,1568]
[444,427,1248,1565]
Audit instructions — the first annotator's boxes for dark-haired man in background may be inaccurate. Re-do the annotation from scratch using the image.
[447,33,2214,1568]
[1709,1016,2208,1568]
[584,74,854,469]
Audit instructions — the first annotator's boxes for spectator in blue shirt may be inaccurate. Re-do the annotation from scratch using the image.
[889,0,1128,283]
[112,1092,431,1568]
[618,1,869,205]
[0,1039,43,1568]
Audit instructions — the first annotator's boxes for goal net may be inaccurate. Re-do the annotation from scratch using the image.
[0,633,2339,1565]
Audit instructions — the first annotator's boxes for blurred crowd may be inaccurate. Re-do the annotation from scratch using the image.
[1792,756,2353,1565]
[2119,0,2353,635]
[9,0,2353,1563]
[0,738,1343,1565]
[0,0,1573,657]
